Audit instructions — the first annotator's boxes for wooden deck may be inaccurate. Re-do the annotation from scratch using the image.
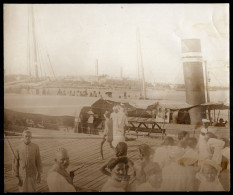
[4,132,164,192]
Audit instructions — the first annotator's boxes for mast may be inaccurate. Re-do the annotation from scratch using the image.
[31,5,39,80]
[27,5,31,82]
[136,28,146,99]
[204,61,211,121]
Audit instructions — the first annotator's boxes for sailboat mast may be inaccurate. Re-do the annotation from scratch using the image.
[204,60,211,121]
[31,5,39,80]
[27,5,31,82]
[136,28,146,99]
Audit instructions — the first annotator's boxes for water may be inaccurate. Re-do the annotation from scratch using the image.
[146,88,229,103]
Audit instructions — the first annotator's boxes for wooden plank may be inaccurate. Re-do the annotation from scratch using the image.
[4,136,161,192]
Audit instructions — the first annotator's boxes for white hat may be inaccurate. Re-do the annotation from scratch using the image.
[202,119,210,123]
[87,110,94,115]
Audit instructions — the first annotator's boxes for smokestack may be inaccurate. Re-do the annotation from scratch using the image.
[181,39,206,125]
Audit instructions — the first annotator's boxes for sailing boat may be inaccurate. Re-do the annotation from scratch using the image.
[27,5,56,83]
[5,5,56,93]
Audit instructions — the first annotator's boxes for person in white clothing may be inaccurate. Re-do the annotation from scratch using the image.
[47,148,76,192]
[111,105,128,148]
[200,118,210,134]
[197,127,212,165]
[196,159,224,191]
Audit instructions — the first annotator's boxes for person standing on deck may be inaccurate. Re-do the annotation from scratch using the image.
[12,130,43,192]
[110,106,119,147]
[197,128,213,165]
[100,111,114,159]
[87,111,94,135]
[74,117,80,133]
[47,148,76,192]
[200,119,210,134]
[111,105,128,148]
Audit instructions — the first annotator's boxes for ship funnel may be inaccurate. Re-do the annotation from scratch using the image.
[181,39,206,125]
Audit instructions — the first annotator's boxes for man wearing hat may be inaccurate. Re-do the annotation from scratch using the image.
[201,119,210,134]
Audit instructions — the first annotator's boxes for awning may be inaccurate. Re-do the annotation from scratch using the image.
[129,99,159,109]
[147,100,193,111]
[196,102,229,110]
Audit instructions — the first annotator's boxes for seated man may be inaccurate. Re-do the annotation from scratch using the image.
[47,147,76,192]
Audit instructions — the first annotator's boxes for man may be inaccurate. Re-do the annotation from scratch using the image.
[47,147,76,192]
[74,117,80,133]
[12,130,43,192]
[87,111,94,134]
[112,105,128,148]
[200,119,210,134]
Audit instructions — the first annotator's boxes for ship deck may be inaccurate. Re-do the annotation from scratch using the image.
[4,125,229,192]
[4,129,164,192]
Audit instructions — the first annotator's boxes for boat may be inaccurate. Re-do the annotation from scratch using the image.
[4,8,229,139]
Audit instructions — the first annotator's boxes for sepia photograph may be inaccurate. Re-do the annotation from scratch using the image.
[3,3,229,192]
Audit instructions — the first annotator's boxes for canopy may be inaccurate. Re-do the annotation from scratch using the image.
[194,102,229,110]
[147,100,193,111]
[147,101,229,111]
[129,99,159,109]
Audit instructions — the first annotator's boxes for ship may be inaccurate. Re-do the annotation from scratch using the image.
[4,6,229,138]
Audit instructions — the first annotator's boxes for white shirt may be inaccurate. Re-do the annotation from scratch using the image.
[87,115,94,124]
[47,172,76,192]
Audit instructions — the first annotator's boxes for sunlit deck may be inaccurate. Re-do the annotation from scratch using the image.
[4,129,164,192]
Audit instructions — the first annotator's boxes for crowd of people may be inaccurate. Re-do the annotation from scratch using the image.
[11,114,230,192]
[99,118,230,192]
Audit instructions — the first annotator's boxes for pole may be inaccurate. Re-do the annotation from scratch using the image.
[31,5,39,80]
[136,28,146,99]
[204,61,211,121]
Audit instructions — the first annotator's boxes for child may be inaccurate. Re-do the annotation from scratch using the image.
[136,162,162,191]
[196,159,224,191]
[100,142,135,191]
[100,157,130,192]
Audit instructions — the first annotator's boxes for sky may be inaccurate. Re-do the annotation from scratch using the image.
[4,4,229,86]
